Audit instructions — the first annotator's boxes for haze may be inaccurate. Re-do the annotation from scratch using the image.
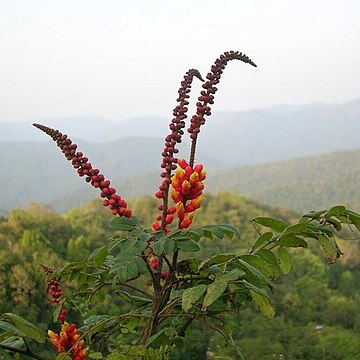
[1,0,359,123]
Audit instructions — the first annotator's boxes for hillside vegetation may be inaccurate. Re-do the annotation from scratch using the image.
[45,148,360,214]
[2,137,360,214]
[208,149,360,212]
[1,193,360,359]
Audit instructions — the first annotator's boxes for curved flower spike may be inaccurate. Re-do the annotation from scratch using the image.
[33,123,132,218]
[153,69,204,231]
[40,264,67,322]
[188,50,257,166]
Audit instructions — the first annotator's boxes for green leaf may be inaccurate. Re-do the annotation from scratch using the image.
[256,249,281,277]
[182,285,208,312]
[111,251,144,282]
[277,247,292,274]
[56,354,72,360]
[52,305,62,323]
[198,253,236,271]
[202,281,227,309]
[0,321,26,337]
[127,260,139,278]
[89,353,104,359]
[326,218,342,231]
[217,224,241,238]
[176,239,200,252]
[252,217,288,232]
[145,328,170,348]
[1,313,45,343]
[202,225,225,239]
[241,254,278,280]
[347,211,360,231]
[163,239,176,255]
[188,228,205,240]
[325,205,346,218]
[250,290,275,318]
[110,217,140,231]
[278,235,308,248]
[202,229,213,239]
[219,268,245,281]
[178,259,202,275]
[318,235,339,264]
[250,232,273,252]
[134,257,147,274]
[281,222,309,236]
[88,245,108,266]
[152,240,164,256]
[235,258,273,287]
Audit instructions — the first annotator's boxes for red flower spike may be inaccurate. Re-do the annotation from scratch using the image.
[32,123,132,218]
[187,51,256,167]
[170,161,206,228]
[48,322,87,360]
[154,69,204,231]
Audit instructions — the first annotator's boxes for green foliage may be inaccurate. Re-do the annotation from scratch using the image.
[1,195,360,359]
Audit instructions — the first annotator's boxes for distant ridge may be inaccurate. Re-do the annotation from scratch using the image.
[1,98,360,167]
[50,148,360,213]
[1,98,360,212]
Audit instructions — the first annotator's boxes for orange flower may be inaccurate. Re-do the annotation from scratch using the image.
[170,160,206,228]
[48,322,87,360]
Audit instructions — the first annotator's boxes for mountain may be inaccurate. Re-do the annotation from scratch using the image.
[1,98,360,168]
[0,115,168,143]
[197,98,360,166]
[1,98,360,212]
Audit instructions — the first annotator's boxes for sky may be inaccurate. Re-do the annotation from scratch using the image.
[1,0,360,123]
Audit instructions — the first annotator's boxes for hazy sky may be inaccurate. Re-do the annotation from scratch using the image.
[1,0,360,122]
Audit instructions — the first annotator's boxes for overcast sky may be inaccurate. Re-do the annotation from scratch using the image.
[1,0,359,123]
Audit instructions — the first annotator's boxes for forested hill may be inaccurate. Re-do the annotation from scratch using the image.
[1,194,360,359]
[1,147,359,213]
[207,148,360,212]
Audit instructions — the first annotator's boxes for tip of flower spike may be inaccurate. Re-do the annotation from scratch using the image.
[190,69,205,82]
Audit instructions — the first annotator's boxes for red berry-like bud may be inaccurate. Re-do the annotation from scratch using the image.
[168,207,177,214]
[165,214,174,224]
[178,159,188,169]
[155,190,164,199]
[152,222,161,231]
[149,257,159,270]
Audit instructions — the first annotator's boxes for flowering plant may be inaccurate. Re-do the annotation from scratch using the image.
[1,51,360,360]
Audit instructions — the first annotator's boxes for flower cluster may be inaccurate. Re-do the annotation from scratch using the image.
[48,322,87,360]
[41,264,67,323]
[170,159,206,228]
[153,69,204,231]
[33,123,132,218]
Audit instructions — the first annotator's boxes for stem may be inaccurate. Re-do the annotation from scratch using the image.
[189,136,198,168]
[0,344,48,360]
